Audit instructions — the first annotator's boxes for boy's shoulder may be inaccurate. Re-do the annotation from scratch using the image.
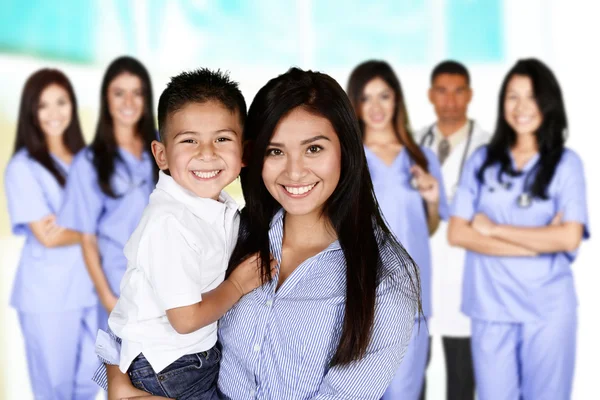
[139,188,220,240]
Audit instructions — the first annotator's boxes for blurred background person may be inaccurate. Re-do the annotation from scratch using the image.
[448,58,588,400]
[348,60,449,400]
[4,69,99,399]
[58,56,158,330]
[414,60,490,400]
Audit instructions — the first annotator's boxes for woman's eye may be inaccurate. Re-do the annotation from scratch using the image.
[267,148,283,156]
[307,145,322,154]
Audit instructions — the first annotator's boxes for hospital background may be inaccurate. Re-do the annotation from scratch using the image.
[0,0,598,398]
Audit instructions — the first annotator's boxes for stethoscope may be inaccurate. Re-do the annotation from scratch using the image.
[412,120,474,193]
[489,164,538,209]
[113,159,149,198]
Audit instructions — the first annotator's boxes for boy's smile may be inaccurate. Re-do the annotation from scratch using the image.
[152,101,243,200]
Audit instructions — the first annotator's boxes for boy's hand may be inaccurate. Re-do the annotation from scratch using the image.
[228,252,277,296]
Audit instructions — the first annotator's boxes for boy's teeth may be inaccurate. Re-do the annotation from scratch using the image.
[284,183,316,195]
[193,170,220,179]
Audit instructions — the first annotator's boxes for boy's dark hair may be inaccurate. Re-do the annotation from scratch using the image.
[431,60,470,85]
[157,68,247,141]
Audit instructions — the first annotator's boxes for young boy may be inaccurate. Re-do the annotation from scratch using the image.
[106,69,270,399]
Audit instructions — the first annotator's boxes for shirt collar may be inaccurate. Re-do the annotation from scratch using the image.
[433,120,470,150]
[118,147,151,164]
[509,152,540,173]
[155,171,239,223]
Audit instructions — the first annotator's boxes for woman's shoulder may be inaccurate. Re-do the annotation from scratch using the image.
[555,147,584,178]
[70,147,96,170]
[7,148,30,168]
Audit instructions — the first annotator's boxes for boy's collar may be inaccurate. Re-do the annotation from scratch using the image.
[156,171,239,223]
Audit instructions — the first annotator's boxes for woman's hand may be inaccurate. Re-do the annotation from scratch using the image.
[471,213,496,236]
[410,165,439,205]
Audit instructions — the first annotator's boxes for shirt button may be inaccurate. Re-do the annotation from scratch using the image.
[253,343,261,352]
[265,299,273,307]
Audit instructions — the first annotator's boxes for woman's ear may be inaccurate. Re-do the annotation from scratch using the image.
[242,139,254,167]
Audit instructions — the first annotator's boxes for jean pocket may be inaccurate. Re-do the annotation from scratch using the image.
[158,355,219,399]
[128,355,157,381]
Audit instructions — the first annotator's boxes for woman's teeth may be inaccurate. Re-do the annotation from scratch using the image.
[193,170,221,179]
[284,183,317,195]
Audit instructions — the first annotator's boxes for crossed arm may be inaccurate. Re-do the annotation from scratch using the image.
[448,212,584,256]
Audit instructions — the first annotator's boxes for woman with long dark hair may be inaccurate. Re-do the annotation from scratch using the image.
[347,60,449,399]
[4,69,99,398]
[448,59,588,399]
[96,67,421,399]
[59,56,158,328]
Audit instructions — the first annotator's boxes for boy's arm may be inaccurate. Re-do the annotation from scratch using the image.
[166,280,242,334]
[143,218,273,335]
[166,253,273,335]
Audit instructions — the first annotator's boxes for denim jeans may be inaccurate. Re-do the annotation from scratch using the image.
[129,344,221,400]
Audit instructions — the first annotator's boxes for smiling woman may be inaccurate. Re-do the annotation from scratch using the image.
[262,107,342,217]
[448,58,589,400]
[57,56,158,331]
[4,69,99,399]
[347,60,449,399]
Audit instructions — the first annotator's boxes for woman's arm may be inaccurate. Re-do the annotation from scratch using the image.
[472,212,584,253]
[28,215,81,248]
[425,201,441,236]
[310,270,416,399]
[81,233,117,313]
[448,216,537,257]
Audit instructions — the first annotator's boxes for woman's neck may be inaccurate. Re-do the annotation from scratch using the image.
[512,133,538,154]
[282,210,337,250]
[363,125,398,146]
[511,133,539,170]
[45,135,71,162]
[114,124,143,158]
[114,124,138,147]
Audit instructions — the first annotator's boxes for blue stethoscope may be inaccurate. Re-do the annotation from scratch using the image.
[413,120,474,194]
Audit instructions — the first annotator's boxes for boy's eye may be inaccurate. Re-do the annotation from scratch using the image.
[267,148,283,156]
[307,145,322,154]
[216,137,232,143]
[181,139,196,144]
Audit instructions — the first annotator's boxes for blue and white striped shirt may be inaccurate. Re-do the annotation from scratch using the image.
[94,209,416,399]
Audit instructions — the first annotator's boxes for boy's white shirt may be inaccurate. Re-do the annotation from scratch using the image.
[108,171,240,374]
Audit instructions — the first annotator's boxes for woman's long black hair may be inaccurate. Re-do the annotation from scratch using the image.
[227,67,421,366]
[347,60,429,171]
[90,56,158,197]
[477,58,567,198]
[13,69,85,186]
